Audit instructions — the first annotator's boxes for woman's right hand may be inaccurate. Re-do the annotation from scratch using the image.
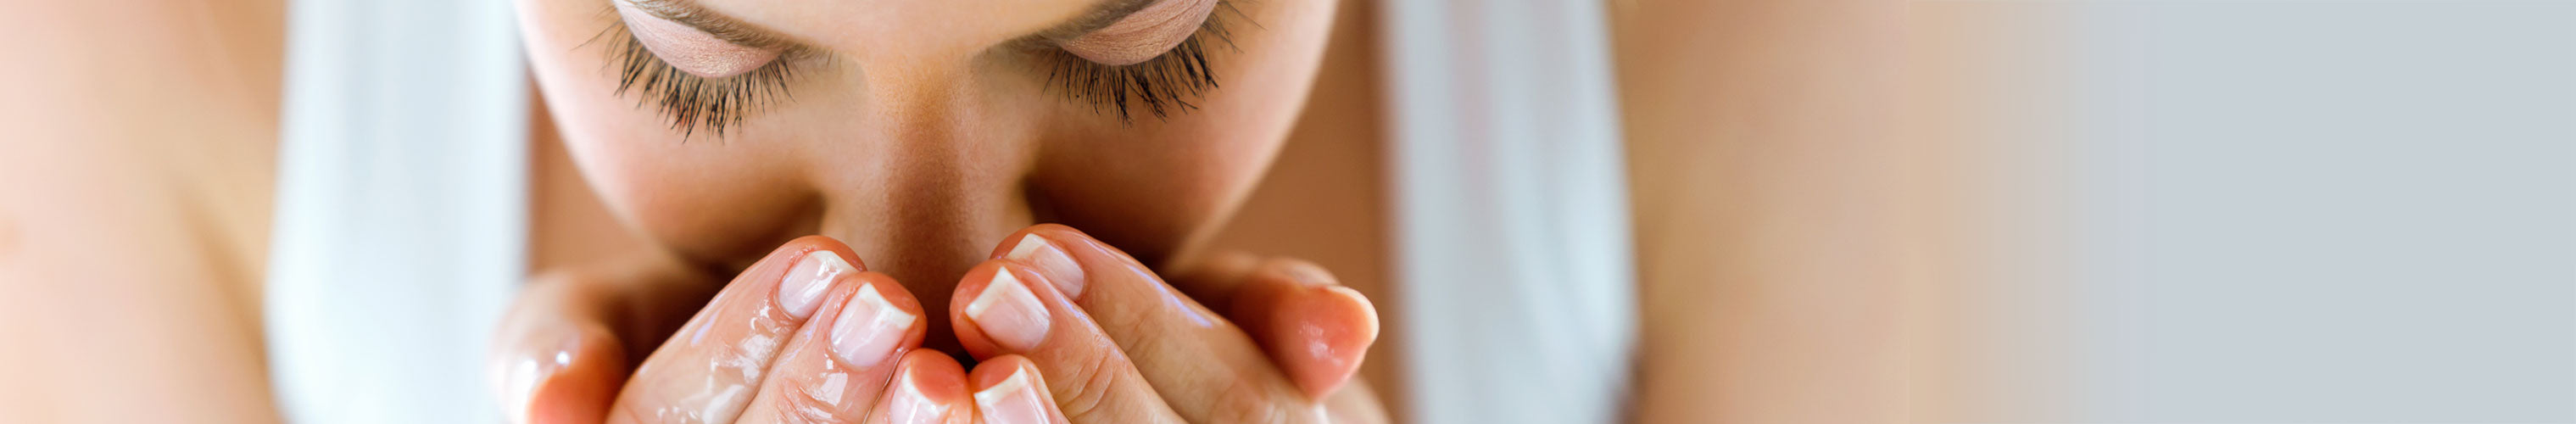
[490,236,980,423]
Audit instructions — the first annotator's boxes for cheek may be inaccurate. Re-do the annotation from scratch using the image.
[558,136,818,265]
[521,0,819,265]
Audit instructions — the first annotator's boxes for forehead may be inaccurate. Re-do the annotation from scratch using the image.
[689,0,1103,58]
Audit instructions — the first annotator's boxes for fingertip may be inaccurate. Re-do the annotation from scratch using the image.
[884,350,974,423]
[852,272,927,319]
[1021,223,1084,243]
[967,355,1065,424]
[946,263,1004,358]
[899,349,971,391]
[967,354,1040,388]
[995,230,1088,299]
[1232,261,1379,399]
[769,236,869,321]
[1020,224,1143,271]
[779,235,867,271]
[827,272,928,369]
[1282,285,1379,399]
[1317,286,1381,345]
[515,327,624,424]
[951,261,1070,358]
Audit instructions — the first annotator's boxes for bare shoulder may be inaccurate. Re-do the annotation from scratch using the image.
[1619,1,1918,423]
[0,1,286,422]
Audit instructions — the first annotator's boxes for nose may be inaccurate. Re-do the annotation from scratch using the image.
[814,64,1045,354]
[857,67,982,147]
[844,59,1058,149]
[819,61,1038,264]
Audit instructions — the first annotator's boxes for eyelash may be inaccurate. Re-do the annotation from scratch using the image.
[1039,0,1245,124]
[591,1,1243,135]
[594,19,800,137]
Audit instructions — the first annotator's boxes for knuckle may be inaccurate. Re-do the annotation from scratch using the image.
[767,382,851,424]
[1096,310,1163,343]
[1051,353,1132,421]
[1207,377,1319,424]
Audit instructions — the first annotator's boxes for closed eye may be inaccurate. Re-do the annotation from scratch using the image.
[589,0,813,137]
[1035,0,1246,123]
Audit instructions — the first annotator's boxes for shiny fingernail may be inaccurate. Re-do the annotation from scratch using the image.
[830,284,915,368]
[497,353,544,424]
[883,369,951,424]
[965,270,1051,351]
[973,367,1048,424]
[1003,233,1086,298]
[498,333,581,424]
[781,250,856,319]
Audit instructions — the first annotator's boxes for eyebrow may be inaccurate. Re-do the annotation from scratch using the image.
[622,0,800,49]
[1031,0,1162,41]
[625,0,1164,49]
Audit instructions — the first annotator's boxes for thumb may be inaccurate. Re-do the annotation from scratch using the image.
[1217,258,1378,399]
[997,225,1380,399]
[489,254,716,424]
[489,271,628,424]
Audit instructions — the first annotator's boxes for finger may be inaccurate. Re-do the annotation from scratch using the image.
[1154,250,1260,306]
[609,236,865,423]
[873,350,975,424]
[1319,377,1391,424]
[1101,248,1377,399]
[947,262,1186,424]
[1150,250,1379,398]
[989,226,1342,420]
[489,271,630,424]
[491,254,720,424]
[732,272,927,422]
[968,355,1073,424]
[1224,259,1379,399]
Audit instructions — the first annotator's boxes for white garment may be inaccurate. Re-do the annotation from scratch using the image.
[265,0,528,422]
[1380,0,1638,423]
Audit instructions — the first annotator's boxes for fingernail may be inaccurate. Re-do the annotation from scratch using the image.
[497,353,544,424]
[964,270,1051,351]
[830,284,916,368]
[1004,233,1086,299]
[497,334,580,424]
[780,250,856,319]
[973,367,1048,424]
[883,369,951,424]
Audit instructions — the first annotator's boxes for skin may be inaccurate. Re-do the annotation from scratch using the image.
[496,228,1387,422]
[0,0,1959,421]
[0,0,284,422]
[513,0,1335,290]
[503,0,1387,421]
[1615,0,1958,422]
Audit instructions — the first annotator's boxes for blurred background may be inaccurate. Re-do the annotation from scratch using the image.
[2,0,2570,422]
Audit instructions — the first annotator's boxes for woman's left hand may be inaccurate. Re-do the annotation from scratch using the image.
[949,225,1387,424]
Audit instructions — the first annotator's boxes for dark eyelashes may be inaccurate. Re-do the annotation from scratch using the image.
[590,18,799,137]
[1040,0,1246,124]
[585,1,1248,135]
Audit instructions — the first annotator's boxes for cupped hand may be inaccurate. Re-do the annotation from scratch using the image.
[947,225,1386,423]
[488,228,1384,423]
[493,237,975,423]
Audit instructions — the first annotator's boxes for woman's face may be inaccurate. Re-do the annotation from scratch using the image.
[514,0,1335,287]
